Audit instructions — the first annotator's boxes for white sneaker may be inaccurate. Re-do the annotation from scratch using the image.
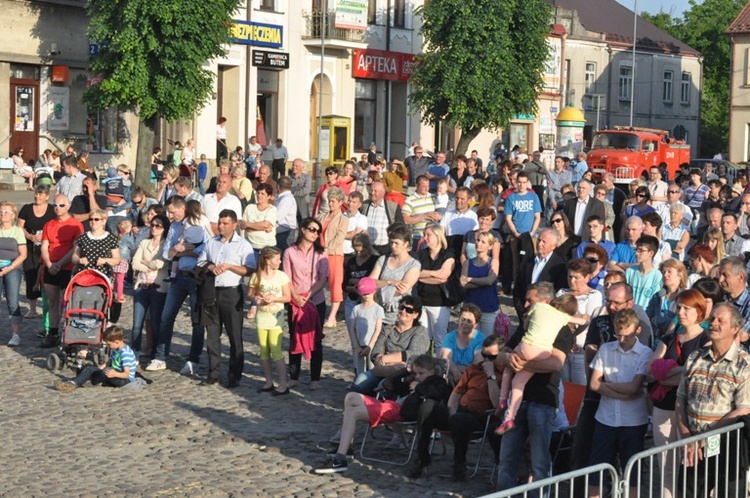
[8,334,20,347]
[180,361,196,376]
[145,359,167,371]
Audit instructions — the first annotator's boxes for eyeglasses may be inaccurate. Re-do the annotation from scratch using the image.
[0,210,13,215]
[88,217,103,222]
[668,190,680,194]
[481,352,498,360]
[52,203,66,208]
[398,305,417,314]
[551,219,563,224]
[304,226,320,233]
[586,257,600,264]
[326,172,337,176]
[635,248,651,254]
[120,172,130,176]
[150,223,164,229]
[636,194,647,198]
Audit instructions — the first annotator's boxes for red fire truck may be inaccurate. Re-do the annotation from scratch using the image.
[587,126,691,184]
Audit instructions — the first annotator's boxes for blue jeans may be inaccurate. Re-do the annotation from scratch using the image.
[131,287,167,356]
[0,267,22,327]
[349,370,382,395]
[198,178,206,196]
[154,275,204,362]
[497,401,556,498]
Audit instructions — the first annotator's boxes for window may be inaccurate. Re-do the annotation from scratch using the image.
[87,107,123,153]
[681,72,691,105]
[368,0,377,25]
[354,81,376,151]
[259,0,274,10]
[393,0,406,28]
[663,70,673,103]
[618,65,632,101]
[585,62,596,94]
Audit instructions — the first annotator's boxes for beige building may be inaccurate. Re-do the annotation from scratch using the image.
[728,2,750,162]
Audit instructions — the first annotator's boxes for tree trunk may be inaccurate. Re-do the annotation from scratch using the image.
[134,114,157,191]
[455,126,482,157]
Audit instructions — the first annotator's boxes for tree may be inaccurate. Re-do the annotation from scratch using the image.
[408,0,553,156]
[644,0,745,156]
[84,0,241,187]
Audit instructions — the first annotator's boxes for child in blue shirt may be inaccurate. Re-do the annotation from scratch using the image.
[197,154,208,196]
[625,235,663,309]
[55,326,137,392]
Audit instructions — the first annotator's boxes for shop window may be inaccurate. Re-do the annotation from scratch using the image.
[354,80,376,151]
[393,0,406,28]
[86,107,122,153]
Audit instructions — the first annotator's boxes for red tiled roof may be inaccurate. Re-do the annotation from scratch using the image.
[551,0,700,56]
[727,1,750,34]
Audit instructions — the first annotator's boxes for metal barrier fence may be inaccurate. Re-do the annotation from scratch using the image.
[619,422,745,498]
[480,422,746,498]
[478,463,619,498]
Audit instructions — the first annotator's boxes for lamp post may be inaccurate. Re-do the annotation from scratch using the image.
[629,0,637,129]
[317,0,327,179]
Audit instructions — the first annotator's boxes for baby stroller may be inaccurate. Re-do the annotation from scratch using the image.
[46,269,113,372]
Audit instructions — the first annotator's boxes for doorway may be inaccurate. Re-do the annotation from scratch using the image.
[9,79,40,162]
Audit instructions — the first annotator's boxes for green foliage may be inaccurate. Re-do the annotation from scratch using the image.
[409,0,552,138]
[644,0,746,156]
[84,0,241,122]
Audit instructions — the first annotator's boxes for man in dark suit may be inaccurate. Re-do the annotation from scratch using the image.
[603,173,628,242]
[512,228,568,319]
[563,180,606,242]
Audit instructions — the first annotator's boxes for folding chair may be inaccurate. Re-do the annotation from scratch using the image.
[551,381,586,467]
[430,409,496,479]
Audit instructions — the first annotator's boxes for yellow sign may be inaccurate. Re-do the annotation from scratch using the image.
[230,21,283,48]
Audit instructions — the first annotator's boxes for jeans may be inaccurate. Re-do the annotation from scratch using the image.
[497,401,557,498]
[420,305,450,353]
[276,230,295,253]
[131,287,167,356]
[349,370,383,395]
[154,275,204,362]
[0,267,22,326]
[198,179,206,196]
[561,352,587,386]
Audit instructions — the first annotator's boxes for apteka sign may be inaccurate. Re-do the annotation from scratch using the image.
[352,49,416,83]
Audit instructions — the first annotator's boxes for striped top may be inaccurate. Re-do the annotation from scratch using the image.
[677,343,750,433]
[110,345,137,382]
[402,192,436,238]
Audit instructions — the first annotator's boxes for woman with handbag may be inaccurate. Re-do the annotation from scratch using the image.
[17,185,55,319]
[416,224,456,353]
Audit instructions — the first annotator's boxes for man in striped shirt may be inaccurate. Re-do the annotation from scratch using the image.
[402,175,441,247]
[676,303,750,497]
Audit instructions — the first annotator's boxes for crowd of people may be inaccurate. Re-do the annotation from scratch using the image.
[2,142,750,495]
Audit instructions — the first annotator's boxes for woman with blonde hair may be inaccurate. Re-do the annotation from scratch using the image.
[71,208,121,281]
[460,231,500,334]
[319,186,348,328]
[0,202,28,346]
[417,223,456,351]
[647,259,689,343]
[702,226,725,264]
[156,164,179,204]
[230,165,254,209]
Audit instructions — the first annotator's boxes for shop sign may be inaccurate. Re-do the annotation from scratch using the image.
[48,87,69,131]
[230,20,283,49]
[252,50,290,69]
[352,49,416,83]
[334,0,368,30]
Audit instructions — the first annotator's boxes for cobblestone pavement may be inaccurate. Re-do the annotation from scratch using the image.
[0,276,519,497]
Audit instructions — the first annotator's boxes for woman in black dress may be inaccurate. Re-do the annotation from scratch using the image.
[17,185,55,317]
[71,209,121,281]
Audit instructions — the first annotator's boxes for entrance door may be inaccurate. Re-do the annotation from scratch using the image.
[9,80,39,162]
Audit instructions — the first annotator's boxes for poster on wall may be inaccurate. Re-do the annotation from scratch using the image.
[15,87,34,131]
[48,87,70,131]
[334,0,368,30]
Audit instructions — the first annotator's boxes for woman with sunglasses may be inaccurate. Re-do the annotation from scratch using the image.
[582,243,609,292]
[11,146,35,190]
[71,209,121,281]
[283,218,329,389]
[312,166,341,219]
[621,186,655,223]
[349,294,429,395]
[17,185,55,319]
[131,213,171,358]
[0,202,28,346]
[319,187,348,329]
[369,224,421,326]
[549,212,580,262]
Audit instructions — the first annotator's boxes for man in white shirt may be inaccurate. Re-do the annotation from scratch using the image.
[275,176,298,251]
[202,174,242,235]
[440,187,478,238]
[656,183,693,228]
[343,191,368,255]
[564,180,606,240]
[647,166,669,207]
[56,156,86,200]
[270,138,289,181]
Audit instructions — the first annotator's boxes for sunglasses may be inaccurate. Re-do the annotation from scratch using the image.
[150,223,164,229]
[304,226,320,233]
[0,210,13,215]
[586,257,600,264]
[398,305,417,314]
[326,172,337,176]
[89,217,103,222]
[481,352,498,360]
[551,219,563,224]
[636,194,647,198]
[52,203,66,208]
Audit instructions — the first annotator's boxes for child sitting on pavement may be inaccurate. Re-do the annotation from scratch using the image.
[347,277,384,376]
[55,326,137,392]
[495,293,585,435]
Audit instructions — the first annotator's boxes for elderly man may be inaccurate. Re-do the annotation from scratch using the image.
[56,155,86,200]
[202,174,242,236]
[609,216,644,269]
[405,146,432,191]
[496,282,574,493]
[402,175,441,246]
[252,163,278,196]
[548,156,572,210]
[275,176,298,251]
[512,228,567,320]
[718,256,750,336]
[721,212,750,257]
[563,180,606,239]
[197,209,255,387]
[676,303,750,498]
[360,180,403,255]
[290,158,312,220]
[146,196,209,373]
[695,206,722,244]
[40,194,84,348]
[656,183,693,228]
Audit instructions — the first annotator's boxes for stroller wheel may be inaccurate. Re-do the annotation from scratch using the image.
[46,353,61,372]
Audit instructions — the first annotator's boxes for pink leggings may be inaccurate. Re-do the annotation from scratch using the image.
[114,272,126,301]
[501,342,551,421]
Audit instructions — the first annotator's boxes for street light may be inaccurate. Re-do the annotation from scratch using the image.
[629,0,637,129]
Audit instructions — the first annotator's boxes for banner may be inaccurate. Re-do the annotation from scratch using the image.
[230,21,283,48]
[48,87,69,131]
[352,49,416,83]
[334,0,368,30]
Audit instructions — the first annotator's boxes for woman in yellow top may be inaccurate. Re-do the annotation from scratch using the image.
[230,166,254,208]
[319,186,349,328]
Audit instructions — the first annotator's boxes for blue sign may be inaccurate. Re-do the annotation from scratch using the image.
[550,107,558,113]
[230,20,283,49]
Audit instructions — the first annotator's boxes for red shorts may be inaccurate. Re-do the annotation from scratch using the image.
[363,395,403,427]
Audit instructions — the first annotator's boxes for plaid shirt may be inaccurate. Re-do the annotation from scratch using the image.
[728,287,750,333]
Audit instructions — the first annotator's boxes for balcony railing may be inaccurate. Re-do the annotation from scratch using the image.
[302,10,367,44]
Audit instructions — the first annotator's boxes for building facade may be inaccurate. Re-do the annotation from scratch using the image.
[728,1,750,163]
